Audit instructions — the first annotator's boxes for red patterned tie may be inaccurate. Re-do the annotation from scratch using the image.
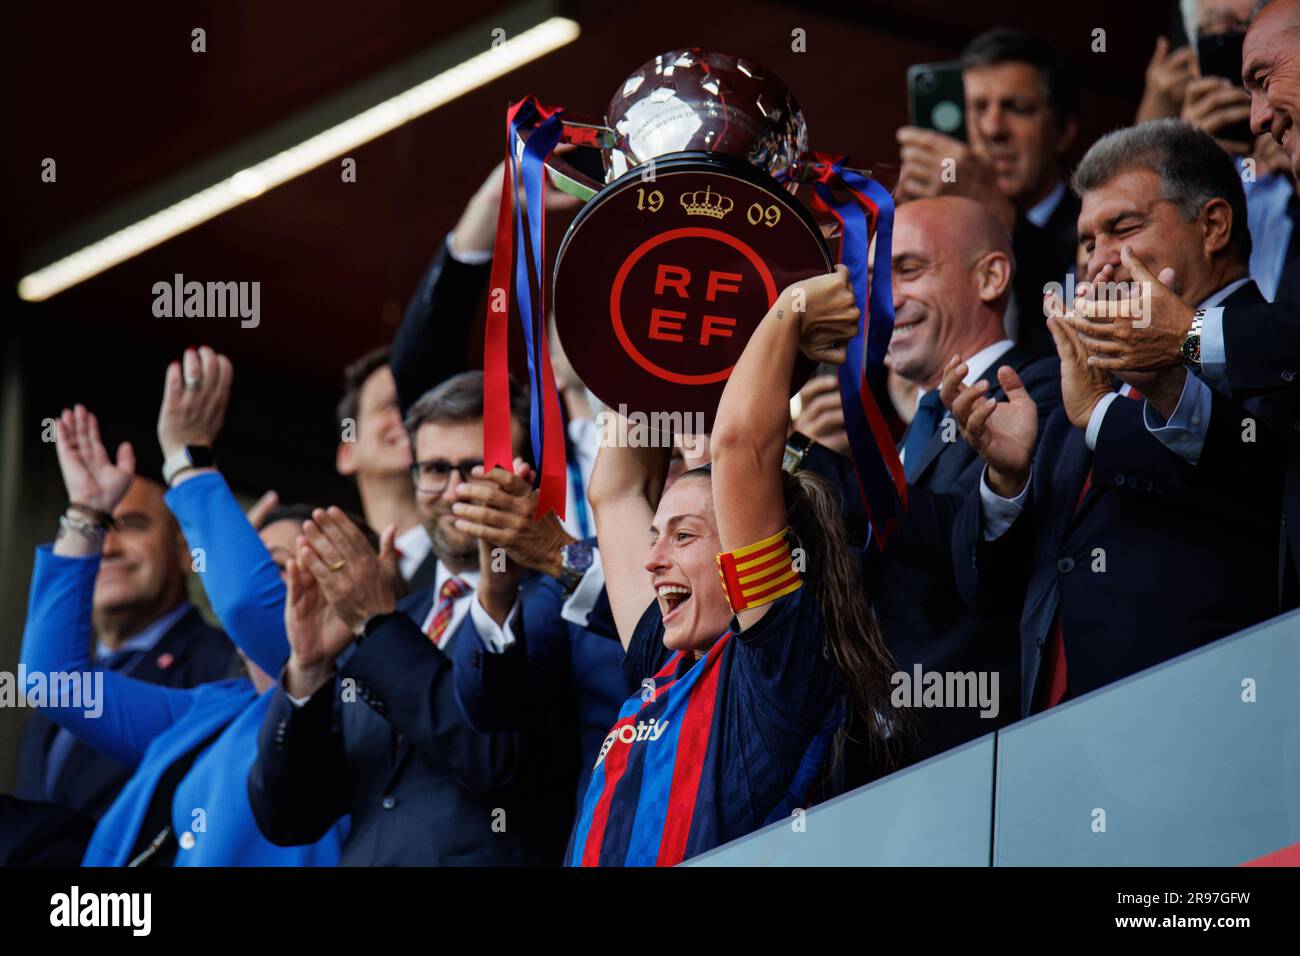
[1041,386,1143,709]
[426,577,470,647]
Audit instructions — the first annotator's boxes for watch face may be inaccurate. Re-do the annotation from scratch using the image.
[186,445,215,467]
[564,541,594,574]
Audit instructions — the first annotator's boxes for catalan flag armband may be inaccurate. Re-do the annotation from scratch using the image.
[715,527,803,613]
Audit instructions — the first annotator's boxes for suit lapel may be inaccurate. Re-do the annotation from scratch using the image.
[908,345,1032,481]
[379,590,438,787]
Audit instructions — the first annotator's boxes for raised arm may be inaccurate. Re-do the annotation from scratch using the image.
[711,266,859,631]
[587,414,671,649]
[158,347,292,677]
[21,406,194,766]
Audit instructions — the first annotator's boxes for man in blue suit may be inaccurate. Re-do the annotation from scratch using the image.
[445,453,630,810]
[12,477,234,823]
[249,372,582,865]
[946,120,1283,713]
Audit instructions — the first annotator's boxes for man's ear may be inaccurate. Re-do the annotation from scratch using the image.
[336,441,356,478]
[1201,197,1235,257]
[1055,115,1079,157]
[974,250,1013,306]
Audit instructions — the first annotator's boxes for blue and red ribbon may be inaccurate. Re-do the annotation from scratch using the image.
[805,154,907,547]
[485,97,568,520]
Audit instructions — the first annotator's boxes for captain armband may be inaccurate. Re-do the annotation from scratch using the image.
[715,527,802,613]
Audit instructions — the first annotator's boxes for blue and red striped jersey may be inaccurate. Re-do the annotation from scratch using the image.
[566,589,842,866]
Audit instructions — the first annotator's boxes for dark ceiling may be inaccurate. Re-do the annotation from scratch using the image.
[3,0,1169,504]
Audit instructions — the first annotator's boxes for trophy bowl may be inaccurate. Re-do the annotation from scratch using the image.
[549,49,832,430]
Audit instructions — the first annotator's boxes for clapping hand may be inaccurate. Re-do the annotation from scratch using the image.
[939,358,1038,498]
[158,345,232,465]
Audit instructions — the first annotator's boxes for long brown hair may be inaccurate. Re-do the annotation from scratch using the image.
[680,466,909,770]
[781,468,910,770]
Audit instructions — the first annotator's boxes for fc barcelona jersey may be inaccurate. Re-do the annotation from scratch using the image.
[566,589,842,866]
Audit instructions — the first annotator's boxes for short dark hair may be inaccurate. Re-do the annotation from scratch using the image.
[335,346,390,428]
[404,370,531,459]
[1072,119,1252,267]
[261,502,380,550]
[960,28,1076,130]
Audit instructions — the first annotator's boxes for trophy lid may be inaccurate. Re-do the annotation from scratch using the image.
[605,49,808,183]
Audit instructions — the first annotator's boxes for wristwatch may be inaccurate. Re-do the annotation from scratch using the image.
[162,445,215,485]
[557,540,594,595]
[782,431,815,474]
[1180,309,1205,367]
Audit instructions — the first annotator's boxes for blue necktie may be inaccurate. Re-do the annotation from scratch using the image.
[900,390,944,482]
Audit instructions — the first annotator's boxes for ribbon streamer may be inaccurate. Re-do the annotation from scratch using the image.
[485,97,569,520]
[805,154,907,547]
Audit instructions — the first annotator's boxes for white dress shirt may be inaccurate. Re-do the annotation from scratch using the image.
[900,339,1014,467]
[395,523,433,583]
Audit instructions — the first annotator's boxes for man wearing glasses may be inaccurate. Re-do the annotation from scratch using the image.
[250,371,584,864]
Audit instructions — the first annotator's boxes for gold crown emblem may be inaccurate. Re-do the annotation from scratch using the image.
[679,186,734,219]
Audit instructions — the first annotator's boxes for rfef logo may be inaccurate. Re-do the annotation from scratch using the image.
[609,227,776,386]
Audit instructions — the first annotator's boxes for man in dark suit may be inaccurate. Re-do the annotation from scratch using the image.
[249,372,573,865]
[896,28,1081,358]
[446,454,630,812]
[12,478,233,821]
[949,119,1283,714]
[1065,1,1300,601]
[790,196,1061,763]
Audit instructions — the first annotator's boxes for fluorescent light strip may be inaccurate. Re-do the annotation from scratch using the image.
[18,16,580,302]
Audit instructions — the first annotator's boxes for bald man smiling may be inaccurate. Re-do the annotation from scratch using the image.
[802,196,1063,763]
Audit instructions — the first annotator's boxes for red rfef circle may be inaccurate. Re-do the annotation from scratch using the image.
[552,154,831,426]
[608,227,778,386]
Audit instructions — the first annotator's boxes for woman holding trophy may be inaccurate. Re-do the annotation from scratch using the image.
[572,265,903,866]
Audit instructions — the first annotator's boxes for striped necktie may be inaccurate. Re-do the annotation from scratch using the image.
[425,577,469,647]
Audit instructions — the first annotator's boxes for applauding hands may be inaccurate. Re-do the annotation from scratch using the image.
[54,405,136,518]
[940,358,1038,498]
[283,554,359,699]
[158,346,232,467]
[296,508,400,637]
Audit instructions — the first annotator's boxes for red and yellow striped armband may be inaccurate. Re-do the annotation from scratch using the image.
[715,527,802,613]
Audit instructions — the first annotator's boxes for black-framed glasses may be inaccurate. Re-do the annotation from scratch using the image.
[410,458,482,494]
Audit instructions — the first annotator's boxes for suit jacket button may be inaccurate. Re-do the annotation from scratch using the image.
[1036,637,1045,649]
[1057,557,1075,573]
[381,795,397,810]
[473,650,483,668]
